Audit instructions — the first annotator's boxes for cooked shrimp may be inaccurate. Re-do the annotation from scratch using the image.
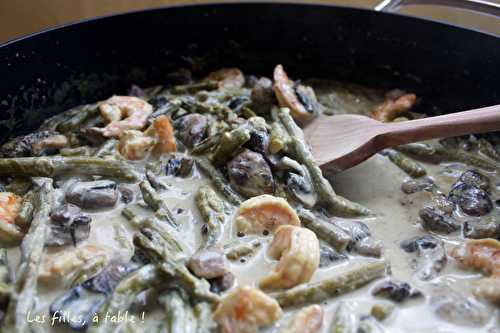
[0,192,22,224]
[283,305,323,333]
[39,244,110,283]
[205,68,245,90]
[273,64,316,125]
[371,93,416,122]
[260,225,320,289]
[450,239,500,276]
[93,96,153,138]
[213,285,283,333]
[118,130,155,160]
[151,115,176,156]
[234,194,301,234]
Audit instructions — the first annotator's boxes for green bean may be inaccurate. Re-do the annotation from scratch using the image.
[70,255,107,287]
[5,177,32,196]
[397,143,497,171]
[196,186,225,248]
[193,302,216,333]
[195,156,244,205]
[298,209,352,251]
[104,264,162,319]
[210,127,250,167]
[4,180,54,332]
[277,108,370,217]
[14,191,36,229]
[477,138,500,162]
[134,231,219,303]
[56,105,99,133]
[0,157,138,182]
[93,139,118,158]
[0,248,10,312]
[160,290,197,333]
[60,146,93,156]
[191,134,222,155]
[370,303,395,322]
[329,301,356,333]
[225,239,262,261]
[269,122,290,154]
[357,316,386,333]
[270,261,387,308]
[139,180,178,228]
[172,80,219,94]
[382,149,426,177]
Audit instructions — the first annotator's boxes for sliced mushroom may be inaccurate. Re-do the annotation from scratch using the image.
[319,245,347,268]
[336,220,383,257]
[463,215,500,239]
[227,149,275,198]
[449,183,493,217]
[165,155,194,177]
[251,77,275,114]
[187,246,226,279]
[455,169,491,192]
[47,203,91,246]
[0,131,62,157]
[419,206,459,233]
[209,271,235,294]
[400,235,447,280]
[278,157,318,208]
[372,280,422,302]
[174,113,208,147]
[66,180,118,209]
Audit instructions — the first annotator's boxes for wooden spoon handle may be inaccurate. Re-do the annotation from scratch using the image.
[379,104,500,147]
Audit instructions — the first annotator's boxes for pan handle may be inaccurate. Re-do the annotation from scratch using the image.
[375,0,500,18]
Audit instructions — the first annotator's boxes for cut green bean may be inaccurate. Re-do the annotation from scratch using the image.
[195,156,244,205]
[93,139,118,158]
[196,186,225,248]
[0,157,138,182]
[172,80,219,94]
[70,255,107,287]
[56,105,99,133]
[191,134,222,155]
[140,180,178,228]
[14,191,36,229]
[225,239,262,261]
[0,248,10,313]
[477,138,500,162]
[4,180,54,332]
[329,301,356,333]
[134,230,219,303]
[298,209,352,251]
[160,289,197,333]
[382,149,426,178]
[270,261,387,308]
[269,122,290,154]
[277,108,370,217]
[210,127,250,167]
[194,302,216,333]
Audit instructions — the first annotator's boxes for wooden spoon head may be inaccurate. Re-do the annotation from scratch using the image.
[304,114,383,172]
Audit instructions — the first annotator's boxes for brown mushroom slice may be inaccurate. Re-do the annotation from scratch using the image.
[204,68,245,90]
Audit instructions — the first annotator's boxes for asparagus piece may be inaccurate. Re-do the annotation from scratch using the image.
[14,191,35,228]
[4,180,54,332]
[277,108,370,217]
[225,239,262,261]
[298,209,352,251]
[270,261,387,308]
[194,156,244,205]
[160,290,197,333]
[134,230,219,303]
[0,157,138,182]
[139,180,178,228]
[172,80,219,94]
[210,127,250,167]
[196,186,225,248]
[329,302,356,333]
[381,149,426,177]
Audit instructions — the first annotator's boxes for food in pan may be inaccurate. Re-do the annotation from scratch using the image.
[0,64,498,332]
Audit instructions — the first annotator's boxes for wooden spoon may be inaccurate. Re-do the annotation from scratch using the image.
[304,105,500,173]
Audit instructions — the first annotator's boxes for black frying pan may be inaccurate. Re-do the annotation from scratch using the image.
[0,0,499,144]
